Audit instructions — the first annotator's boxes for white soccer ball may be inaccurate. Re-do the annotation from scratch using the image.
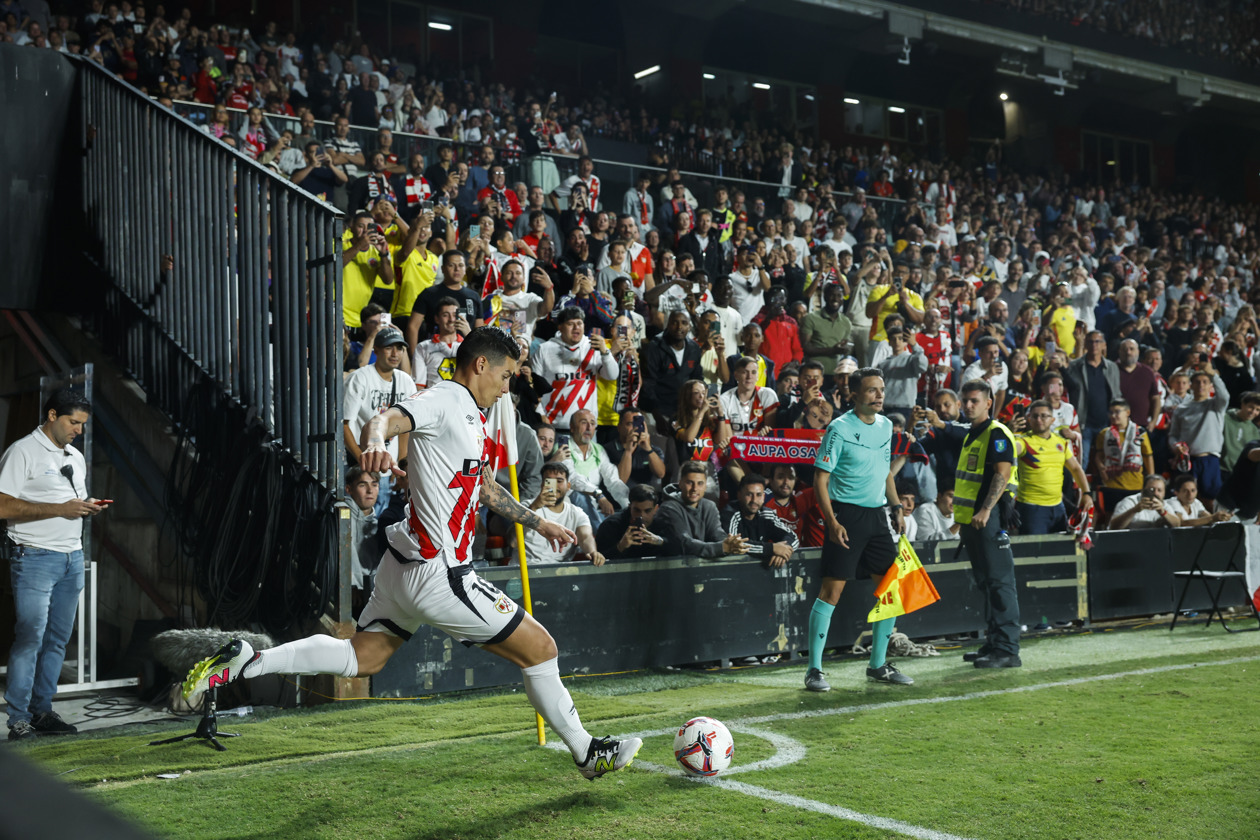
[673,716,734,777]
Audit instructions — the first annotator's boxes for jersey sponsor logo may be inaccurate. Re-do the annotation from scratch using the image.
[459,458,483,477]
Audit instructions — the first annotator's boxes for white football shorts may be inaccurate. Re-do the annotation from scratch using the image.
[357,549,523,646]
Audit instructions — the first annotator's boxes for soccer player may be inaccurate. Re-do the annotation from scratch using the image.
[182,328,641,780]
[806,366,912,691]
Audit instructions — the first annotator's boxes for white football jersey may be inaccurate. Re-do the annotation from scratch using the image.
[719,386,779,434]
[388,380,493,567]
[413,334,461,389]
[532,335,618,430]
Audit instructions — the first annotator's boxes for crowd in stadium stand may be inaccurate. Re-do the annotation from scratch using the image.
[8,2,1260,576]
[981,0,1260,70]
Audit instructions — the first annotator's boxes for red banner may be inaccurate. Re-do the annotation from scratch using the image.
[728,429,825,464]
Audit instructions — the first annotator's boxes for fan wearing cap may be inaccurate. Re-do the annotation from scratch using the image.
[344,325,417,511]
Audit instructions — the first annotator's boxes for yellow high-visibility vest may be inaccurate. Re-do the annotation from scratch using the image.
[954,419,1019,525]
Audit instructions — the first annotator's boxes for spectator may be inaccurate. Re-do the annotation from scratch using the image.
[726,323,777,392]
[347,302,387,372]
[800,282,853,373]
[1092,399,1155,515]
[1221,392,1260,475]
[533,307,619,432]
[478,164,523,222]
[914,487,958,540]
[326,115,365,179]
[727,244,771,322]
[678,208,725,280]
[641,310,703,422]
[752,287,804,372]
[763,463,826,547]
[518,463,604,566]
[605,409,668,489]
[408,250,481,351]
[1163,475,1231,528]
[291,140,348,203]
[412,297,464,388]
[1115,338,1162,429]
[487,260,552,342]
[347,150,398,212]
[1169,369,1230,504]
[596,484,667,560]
[721,473,799,568]
[1107,475,1181,530]
[879,328,929,420]
[622,173,655,238]
[895,483,919,541]
[1066,330,1121,465]
[555,263,616,334]
[344,467,380,594]
[720,357,780,435]
[654,462,749,559]
[493,410,545,507]
[564,409,629,528]
[342,326,416,514]
[962,336,1009,410]
[342,211,396,329]
[513,186,562,245]
[1014,400,1091,535]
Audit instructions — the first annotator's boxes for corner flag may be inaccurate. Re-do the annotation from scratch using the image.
[868,536,942,623]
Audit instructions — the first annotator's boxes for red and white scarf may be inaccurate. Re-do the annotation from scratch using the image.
[1102,423,1144,476]
[401,175,431,207]
[363,174,397,209]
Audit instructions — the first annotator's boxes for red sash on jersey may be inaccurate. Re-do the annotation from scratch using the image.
[542,346,599,423]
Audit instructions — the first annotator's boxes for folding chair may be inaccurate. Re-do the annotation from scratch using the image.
[1170,522,1260,633]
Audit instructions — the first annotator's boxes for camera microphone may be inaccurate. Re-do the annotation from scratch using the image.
[60,464,80,499]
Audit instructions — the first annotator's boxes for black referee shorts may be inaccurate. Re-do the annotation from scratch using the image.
[821,502,897,581]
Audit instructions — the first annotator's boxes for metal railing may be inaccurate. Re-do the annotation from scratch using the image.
[168,100,906,232]
[79,62,345,492]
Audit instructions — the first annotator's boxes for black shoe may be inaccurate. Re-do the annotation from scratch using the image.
[31,710,77,735]
[974,652,1022,669]
[7,720,38,740]
[962,648,992,663]
[866,663,914,685]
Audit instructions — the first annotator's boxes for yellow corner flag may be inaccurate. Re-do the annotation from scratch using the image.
[868,535,942,623]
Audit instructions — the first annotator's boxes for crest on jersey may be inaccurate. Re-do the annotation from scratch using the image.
[494,595,514,614]
[995,439,1008,453]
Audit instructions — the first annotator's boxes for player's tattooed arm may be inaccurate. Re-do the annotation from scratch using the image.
[480,478,543,530]
[361,408,414,448]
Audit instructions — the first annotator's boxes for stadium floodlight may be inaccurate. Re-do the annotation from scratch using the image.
[634,65,661,80]
[753,82,771,90]
[889,106,906,114]
[804,94,816,101]
[427,21,452,31]
[844,97,860,105]
[703,73,716,80]
[999,92,1009,101]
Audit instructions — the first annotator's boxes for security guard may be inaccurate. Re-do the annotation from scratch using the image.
[954,380,1022,669]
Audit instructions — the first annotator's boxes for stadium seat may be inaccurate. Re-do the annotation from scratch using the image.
[1169,523,1260,633]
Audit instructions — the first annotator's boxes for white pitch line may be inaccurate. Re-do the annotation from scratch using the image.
[586,655,1260,840]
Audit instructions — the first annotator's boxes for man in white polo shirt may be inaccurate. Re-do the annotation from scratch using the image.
[0,390,108,740]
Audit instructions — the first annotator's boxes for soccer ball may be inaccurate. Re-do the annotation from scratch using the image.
[673,716,734,777]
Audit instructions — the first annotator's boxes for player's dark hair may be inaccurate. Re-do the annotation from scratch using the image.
[43,388,92,419]
[680,461,708,479]
[628,484,658,505]
[848,366,883,396]
[556,306,585,325]
[738,472,768,491]
[960,379,992,399]
[456,326,522,370]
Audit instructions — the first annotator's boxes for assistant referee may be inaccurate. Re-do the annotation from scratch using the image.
[807,366,911,691]
[954,380,1022,669]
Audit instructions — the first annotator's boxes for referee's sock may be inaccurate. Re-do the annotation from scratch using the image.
[868,618,894,670]
[808,599,836,672]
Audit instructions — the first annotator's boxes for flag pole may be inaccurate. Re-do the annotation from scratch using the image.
[507,455,546,747]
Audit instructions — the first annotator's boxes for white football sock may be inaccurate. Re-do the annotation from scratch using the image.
[521,658,593,760]
[242,636,359,679]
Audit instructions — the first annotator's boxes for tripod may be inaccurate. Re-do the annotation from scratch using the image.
[149,686,241,752]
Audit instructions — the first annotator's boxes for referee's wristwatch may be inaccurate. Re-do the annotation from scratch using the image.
[889,504,904,512]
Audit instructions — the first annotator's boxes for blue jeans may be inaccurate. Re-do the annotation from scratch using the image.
[5,547,84,727]
[1081,425,1104,468]
[1016,501,1068,535]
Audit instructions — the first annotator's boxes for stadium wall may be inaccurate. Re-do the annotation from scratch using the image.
[371,529,1248,697]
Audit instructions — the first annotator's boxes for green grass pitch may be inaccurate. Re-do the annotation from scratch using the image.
[15,624,1260,840]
